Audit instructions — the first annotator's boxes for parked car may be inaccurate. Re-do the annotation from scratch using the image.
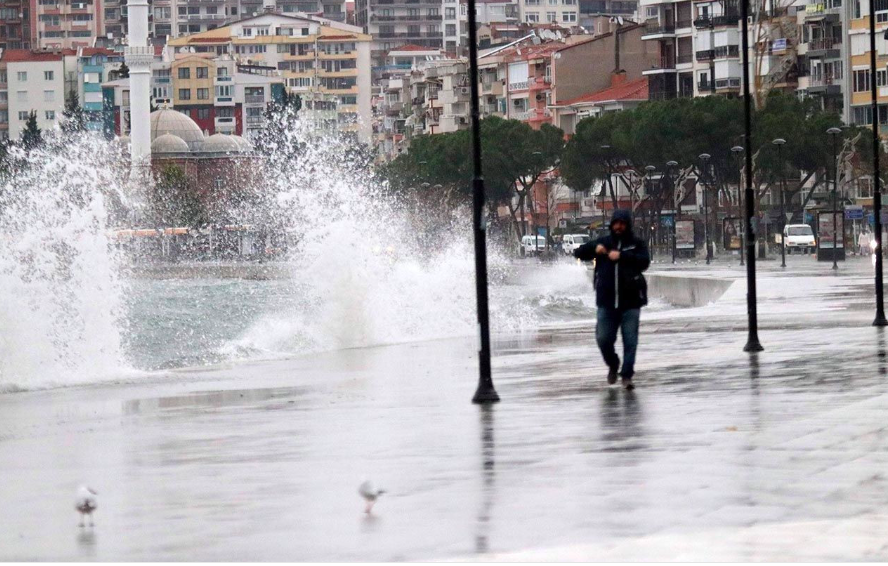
[519,235,547,257]
[561,233,591,255]
[780,224,816,254]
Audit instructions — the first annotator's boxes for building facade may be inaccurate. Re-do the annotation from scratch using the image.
[354,0,443,64]
[167,13,372,141]
[0,48,77,139]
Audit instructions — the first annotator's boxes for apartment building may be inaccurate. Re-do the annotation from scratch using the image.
[103,53,284,137]
[0,0,33,50]
[794,0,844,117]
[0,48,77,139]
[167,13,372,140]
[578,0,637,30]
[32,0,103,49]
[354,0,443,64]
[519,0,580,27]
[77,46,122,131]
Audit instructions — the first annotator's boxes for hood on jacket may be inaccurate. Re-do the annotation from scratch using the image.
[610,209,634,235]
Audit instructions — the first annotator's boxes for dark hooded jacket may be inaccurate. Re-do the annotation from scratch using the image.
[574,209,651,310]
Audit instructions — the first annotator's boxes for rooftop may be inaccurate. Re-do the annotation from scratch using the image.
[555,76,649,107]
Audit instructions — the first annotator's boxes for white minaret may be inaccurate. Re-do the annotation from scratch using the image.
[126,0,152,174]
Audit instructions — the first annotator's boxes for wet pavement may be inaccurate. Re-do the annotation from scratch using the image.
[4,255,888,560]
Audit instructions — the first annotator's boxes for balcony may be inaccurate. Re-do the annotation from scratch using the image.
[643,20,675,37]
[807,38,841,58]
[714,77,741,90]
[480,79,504,96]
[214,96,235,106]
[215,75,232,83]
[807,75,841,95]
[375,14,442,21]
[677,53,693,65]
[187,13,226,22]
[649,90,676,101]
[377,32,441,38]
[245,94,265,104]
[697,81,715,92]
[713,44,739,59]
[712,13,739,26]
[509,80,529,91]
[694,16,711,28]
[676,18,692,28]
[644,55,676,73]
[528,76,551,90]
[696,49,713,61]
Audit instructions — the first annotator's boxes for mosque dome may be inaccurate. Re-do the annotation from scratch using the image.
[229,135,253,152]
[200,133,241,154]
[151,133,190,154]
[149,109,204,148]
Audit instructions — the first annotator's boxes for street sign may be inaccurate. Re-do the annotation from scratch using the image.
[845,205,864,220]
[786,212,794,221]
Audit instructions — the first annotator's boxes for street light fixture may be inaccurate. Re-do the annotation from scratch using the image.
[827,127,842,271]
[667,160,679,264]
[731,145,745,266]
[645,165,657,258]
[699,153,712,264]
[772,138,787,268]
[870,0,888,326]
[600,145,612,225]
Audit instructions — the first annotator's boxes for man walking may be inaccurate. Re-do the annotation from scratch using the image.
[574,210,650,390]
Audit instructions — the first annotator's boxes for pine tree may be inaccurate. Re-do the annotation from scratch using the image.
[117,62,130,79]
[20,111,42,150]
[61,90,88,134]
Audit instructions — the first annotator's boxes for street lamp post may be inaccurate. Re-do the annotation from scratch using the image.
[869,0,887,325]
[731,145,745,266]
[740,0,763,352]
[600,145,612,226]
[667,160,678,264]
[700,153,712,264]
[828,127,842,271]
[773,138,787,268]
[466,0,498,404]
[646,165,657,259]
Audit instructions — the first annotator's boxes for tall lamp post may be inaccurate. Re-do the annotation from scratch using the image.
[773,138,787,268]
[667,160,678,264]
[827,127,842,271]
[600,144,612,226]
[700,153,712,264]
[740,0,763,352]
[646,165,657,257]
[870,0,887,326]
[467,0,498,404]
[731,145,745,266]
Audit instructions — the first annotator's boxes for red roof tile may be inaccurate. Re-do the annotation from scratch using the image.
[79,47,117,57]
[2,48,76,62]
[556,76,649,107]
[389,44,433,51]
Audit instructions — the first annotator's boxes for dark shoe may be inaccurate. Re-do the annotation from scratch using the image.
[622,377,635,391]
[607,367,618,385]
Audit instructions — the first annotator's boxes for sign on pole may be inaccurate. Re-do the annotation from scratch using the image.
[676,220,695,249]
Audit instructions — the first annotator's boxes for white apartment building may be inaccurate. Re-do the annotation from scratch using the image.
[2,50,77,139]
[519,0,580,26]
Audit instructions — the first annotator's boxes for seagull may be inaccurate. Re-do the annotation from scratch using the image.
[75,486,98,527]
[358,480,385,514]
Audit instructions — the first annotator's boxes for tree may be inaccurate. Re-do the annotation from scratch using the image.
[61,89,88,134]
[149,164,208,227]
[20,111,42,150]
[117,62,130,79]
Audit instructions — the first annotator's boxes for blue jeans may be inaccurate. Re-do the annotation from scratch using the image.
[596,307,640,378]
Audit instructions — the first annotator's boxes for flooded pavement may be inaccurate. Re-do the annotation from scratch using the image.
[3,257,888,560]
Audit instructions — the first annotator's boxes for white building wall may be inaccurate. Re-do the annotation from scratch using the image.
[6,59,67,140]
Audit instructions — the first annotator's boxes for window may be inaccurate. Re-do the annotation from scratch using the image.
[215,85,232,97]
[196,66,209,79]
[878,69,888,88]
[206,6,217,14]
[526,12,539,22]
[217,106,234,118]
[178,6,186,14]
[854,69,871,92]
[408,8,419,16]
[44,90,55,102]
[17,90,26,102]
[547,11,556,21]
[44,70,54,80]
[197,108,210,119]
[178,67,190,79]
[45,110,55,120]
[446,23,457,35]
[408,24,421,35]
[445,7,456,18]
[428,7,439,15]
[187,6,199,14]
[179,88,191,100]
[17,71,26,81]
[428,24,439,33]
[197,88,209,99]
[0,72,5,83]
[19,111,29,120]
[562,11,577,21]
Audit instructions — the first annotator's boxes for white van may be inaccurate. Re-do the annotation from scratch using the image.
[519,235,547,256]
[782,224,816,254]
[562,233,591,255]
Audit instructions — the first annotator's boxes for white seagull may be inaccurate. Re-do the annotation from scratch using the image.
[358,480,385,514]
[75,486,98,527]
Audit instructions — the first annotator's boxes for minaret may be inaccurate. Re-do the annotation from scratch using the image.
[126,0,153,174]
